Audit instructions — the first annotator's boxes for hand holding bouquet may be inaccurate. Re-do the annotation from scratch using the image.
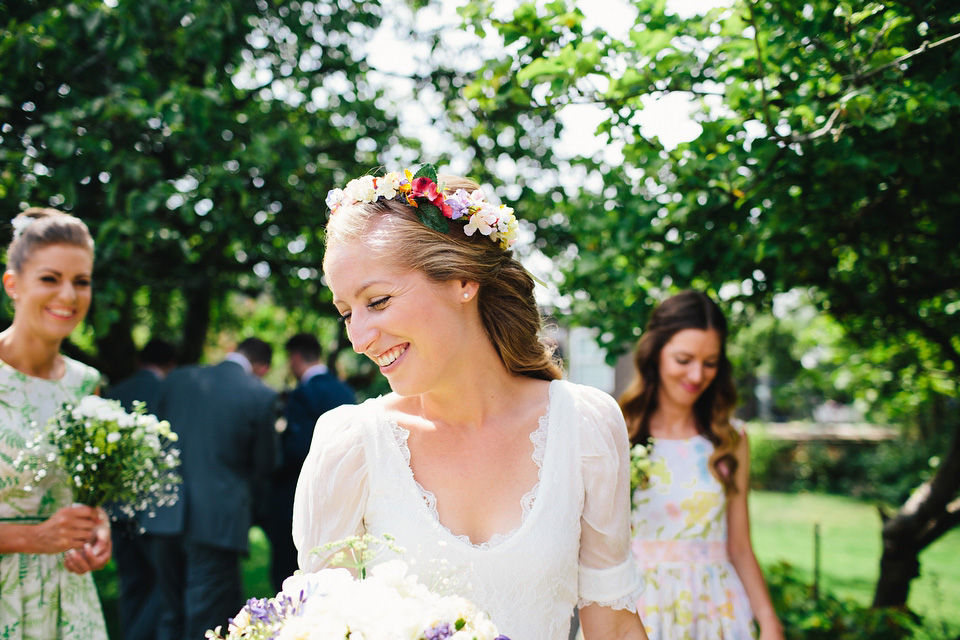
[16,395,181,519]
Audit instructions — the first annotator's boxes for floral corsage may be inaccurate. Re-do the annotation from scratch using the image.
[629,440,656,495]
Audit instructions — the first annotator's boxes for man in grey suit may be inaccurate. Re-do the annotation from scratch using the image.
[144,338,278,640]
[260,333,355,590]
[105,339,178,640]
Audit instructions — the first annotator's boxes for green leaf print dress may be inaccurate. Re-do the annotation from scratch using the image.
[0,356,108,639]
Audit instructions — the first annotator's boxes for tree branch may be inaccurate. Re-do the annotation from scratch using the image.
[851,31,960,85]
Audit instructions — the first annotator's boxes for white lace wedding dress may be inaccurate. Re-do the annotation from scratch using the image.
[293,379,641,640]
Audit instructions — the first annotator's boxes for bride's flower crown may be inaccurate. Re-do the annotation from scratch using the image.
[325,165,520,250]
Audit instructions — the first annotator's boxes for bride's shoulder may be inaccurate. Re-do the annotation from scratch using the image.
[553,379,620,414]
[314,395,386,435]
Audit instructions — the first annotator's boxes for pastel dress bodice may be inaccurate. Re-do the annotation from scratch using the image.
[0,356,108,640]
[293,379,642,640]
[630,435,756,640]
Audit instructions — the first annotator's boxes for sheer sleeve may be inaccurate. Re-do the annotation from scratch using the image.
[576,385,643,610]
[292,403,369,573]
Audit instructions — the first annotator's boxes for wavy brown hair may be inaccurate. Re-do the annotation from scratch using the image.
[619,290,740,493]
[323,173,561,382]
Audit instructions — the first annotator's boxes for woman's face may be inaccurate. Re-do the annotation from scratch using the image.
[324,238,473,397]
[4,243,93,342]
[657,328,721,410]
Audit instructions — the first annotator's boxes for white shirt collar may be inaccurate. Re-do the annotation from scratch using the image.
[224,352,253,374]
[301,363,329,382]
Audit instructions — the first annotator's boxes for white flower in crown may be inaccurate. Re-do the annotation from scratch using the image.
[463,207,498,238]
[376,171,403,200]
[325,188,345,211]
[343,174,377,203]
[11,216,35,239]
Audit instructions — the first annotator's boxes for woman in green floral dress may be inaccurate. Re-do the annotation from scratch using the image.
[0,208,110,639]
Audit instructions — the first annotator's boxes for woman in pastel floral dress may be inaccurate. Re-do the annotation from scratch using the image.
[0,208,111,639]
[293,167,648,640]
[620,291,783,640]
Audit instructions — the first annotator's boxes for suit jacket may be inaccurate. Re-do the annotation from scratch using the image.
[143,361,278,552]
[278,371,356,485]
[104,368,163,413]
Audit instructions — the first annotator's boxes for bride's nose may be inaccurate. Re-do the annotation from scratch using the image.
[348,313,379,355]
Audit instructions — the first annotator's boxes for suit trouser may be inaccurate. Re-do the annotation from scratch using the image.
[145,534,243,640]
[111,520,163,640]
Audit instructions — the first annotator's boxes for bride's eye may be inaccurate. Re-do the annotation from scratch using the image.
[337,310,352,324]
[368,296,391,310]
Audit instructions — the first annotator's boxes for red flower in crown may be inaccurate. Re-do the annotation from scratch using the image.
[410,176,453,218]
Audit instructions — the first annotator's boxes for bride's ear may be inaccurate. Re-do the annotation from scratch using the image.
[456,279,480,303]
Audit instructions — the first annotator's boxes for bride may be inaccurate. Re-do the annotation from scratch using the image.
[293,167,648,640]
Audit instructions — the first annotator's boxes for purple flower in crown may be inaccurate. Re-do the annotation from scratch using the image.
[446,189,471,220]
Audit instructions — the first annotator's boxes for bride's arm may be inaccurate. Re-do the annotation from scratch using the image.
[576,385,648,639]
[579,603,648,640]
[292,404,369,573]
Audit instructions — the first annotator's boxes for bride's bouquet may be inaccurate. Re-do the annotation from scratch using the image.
[16,395,181,518]
[207,536,510,640]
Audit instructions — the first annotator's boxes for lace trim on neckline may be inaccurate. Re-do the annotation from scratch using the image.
[388,388,552,550]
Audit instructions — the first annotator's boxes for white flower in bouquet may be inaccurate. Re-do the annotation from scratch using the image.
[207,536,510,640]
[630,440,666,499]
[15,395,181,519]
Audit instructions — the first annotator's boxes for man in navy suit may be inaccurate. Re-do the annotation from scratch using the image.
[144,338,278,640]
[105,339,177,640]
[261,332,355,590]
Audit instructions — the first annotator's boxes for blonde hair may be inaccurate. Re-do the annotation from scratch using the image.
[6,207,94,272]
[324,174,561,381]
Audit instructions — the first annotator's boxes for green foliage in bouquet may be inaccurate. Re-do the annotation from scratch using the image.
[311,533,407,580]
[16,395,181,518]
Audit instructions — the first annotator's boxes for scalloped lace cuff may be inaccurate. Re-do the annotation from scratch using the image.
[577,557,642,612]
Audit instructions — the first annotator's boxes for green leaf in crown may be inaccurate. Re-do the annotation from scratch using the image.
[417,201,449,233]
[412,163,439,183]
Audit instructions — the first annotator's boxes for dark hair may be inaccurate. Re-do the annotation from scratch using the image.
[6,207,95,272]
[285,332,321,362]
[237,337,273,368]
[619,290,740,493]
[139,339,178,368]
[323,173,561,381]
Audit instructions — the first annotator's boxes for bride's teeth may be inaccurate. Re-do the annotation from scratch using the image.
[376,346,406,367]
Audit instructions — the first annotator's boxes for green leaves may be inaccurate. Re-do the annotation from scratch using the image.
[0,0,406,376]
[416,202,449,234]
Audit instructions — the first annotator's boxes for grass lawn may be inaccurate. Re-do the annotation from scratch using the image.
[750,490,960,635]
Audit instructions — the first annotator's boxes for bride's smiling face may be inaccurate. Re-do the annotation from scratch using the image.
[324,238,473,397]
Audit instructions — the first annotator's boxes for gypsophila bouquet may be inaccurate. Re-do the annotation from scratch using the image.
[629,441,657,496]
[15,395,181,518]
[207,535,511,640]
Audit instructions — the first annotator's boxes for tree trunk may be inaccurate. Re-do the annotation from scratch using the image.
[873,420,960,607]
[179,278,213,365]
[91,296,137,384]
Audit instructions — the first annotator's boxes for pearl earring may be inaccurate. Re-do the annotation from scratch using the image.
[463,293,470,300]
